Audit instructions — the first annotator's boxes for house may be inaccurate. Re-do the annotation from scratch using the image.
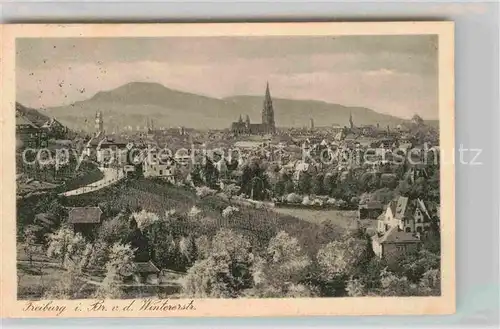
[174,148,191,166]
[371,226,422,260]
[142,154,176,183]
[41,118,68,139]
[68,207,103,238]
[405,165,429,184]
[124,164,137,177]
[96,137,128,167]
[358,201,384,220]
[16,114,47,149]
[371,196,432,259]
[127,261,160,284]
[331,124,344,135]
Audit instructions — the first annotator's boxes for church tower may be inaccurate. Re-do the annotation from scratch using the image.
[95,111,104,136]
[349,112,354,129]
[245,114,251,128]
[262,82,276,134]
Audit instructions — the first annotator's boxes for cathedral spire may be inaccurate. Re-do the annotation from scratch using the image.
[262,81,275,133]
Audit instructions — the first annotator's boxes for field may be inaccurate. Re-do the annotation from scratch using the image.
[271,208,359,229]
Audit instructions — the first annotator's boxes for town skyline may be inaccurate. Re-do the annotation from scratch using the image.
[16,35,438,120]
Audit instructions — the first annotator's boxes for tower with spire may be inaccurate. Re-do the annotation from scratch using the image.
[245,114,251,128]
[261,82,276,134]
[230,81,277,135]
[95,110,104,137]
[349,112,354,129]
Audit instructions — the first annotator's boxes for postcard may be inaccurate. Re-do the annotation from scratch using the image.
[0,22,455,318]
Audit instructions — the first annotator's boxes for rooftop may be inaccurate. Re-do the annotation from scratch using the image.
[68,207,102,224]
[134,261,160,274]
[376,226,421,244]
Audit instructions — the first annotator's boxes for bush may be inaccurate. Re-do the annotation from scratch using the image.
[286,193,302,203]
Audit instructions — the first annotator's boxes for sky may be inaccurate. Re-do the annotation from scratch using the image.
[16,35,439,119]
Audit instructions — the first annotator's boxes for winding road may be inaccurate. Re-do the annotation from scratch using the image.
[59,167,125,197]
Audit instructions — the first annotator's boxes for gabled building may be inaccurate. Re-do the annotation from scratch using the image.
[142,151,176,184]
[371,196,432,259]
[16,113,47,149]
[41,117,68,139]
[231,82,276,135]
[93,136,129,166]
[358,201,384,220]
[121,261,160,285]
[68,206,103,238]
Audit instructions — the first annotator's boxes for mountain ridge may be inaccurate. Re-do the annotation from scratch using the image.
[39,82,426,131]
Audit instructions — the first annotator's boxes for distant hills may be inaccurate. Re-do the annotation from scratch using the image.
[33,82,430,131]
[16,103,51,127]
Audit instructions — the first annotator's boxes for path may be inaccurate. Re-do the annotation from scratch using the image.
[59,167,125,197]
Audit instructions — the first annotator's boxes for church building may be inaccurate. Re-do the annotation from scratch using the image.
[231,82,276,135]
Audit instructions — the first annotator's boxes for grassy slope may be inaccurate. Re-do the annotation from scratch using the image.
[62,178,344,256]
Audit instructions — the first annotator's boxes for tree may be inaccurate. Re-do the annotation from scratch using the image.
[125,218,150,262]
[311,173,325,195]
[418,268,440,296]
[316,236,367,280]
[346,277,365,297]
[24,225,38,266]
[143,221,177,269]
[202,157,219,188]
[398,249,440,283]
[43,262,87,299]
[97,215,133,244]
[323,173,337,196]
[264,231,311,293]
[359,172,380,192]
[273,179,285,198]
[190,165,204,186]
[94,243,135,299]
[240,160,269,200]
[378,268,418,296]
[179,235,198,269]
[87,240,110,269]
[211,229,252,263]
[182,253,235,298]
[284,180,295,194]
[222,206,240,219]
[182,229,254,298]
[379,174,398,189]
[132,210,160,231]
[195,235,211,260]
[46,227,87,268]
[297,171,312,195]
[222,184,240,204]
[187,205,203,219]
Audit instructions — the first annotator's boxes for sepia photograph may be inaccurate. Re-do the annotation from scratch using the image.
[1,22,455,317]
